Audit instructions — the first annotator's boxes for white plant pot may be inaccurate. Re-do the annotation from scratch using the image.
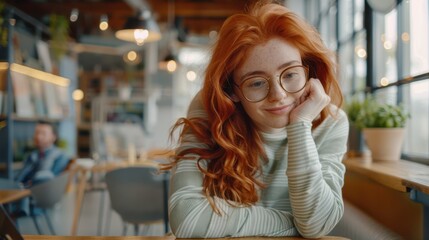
[362,128,405,161]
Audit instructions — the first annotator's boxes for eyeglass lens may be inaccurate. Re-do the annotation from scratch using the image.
[240,65,308,102]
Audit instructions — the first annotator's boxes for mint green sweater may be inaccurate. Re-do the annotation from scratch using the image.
[169,94,349,238]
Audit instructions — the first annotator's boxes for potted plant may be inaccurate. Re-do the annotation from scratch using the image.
[346,96,410,161]
[49,14,69,63]
[344,96,365,157]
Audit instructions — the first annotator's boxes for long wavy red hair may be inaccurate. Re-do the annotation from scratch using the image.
[165,0,343,212]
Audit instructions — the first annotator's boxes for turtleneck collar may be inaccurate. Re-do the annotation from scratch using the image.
[259,128,288,142]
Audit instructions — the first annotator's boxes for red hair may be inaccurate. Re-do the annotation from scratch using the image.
[165,0,343,212]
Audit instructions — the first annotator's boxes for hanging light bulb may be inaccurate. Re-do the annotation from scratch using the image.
[99,14,109,31]
[159,53,178,72]
[186,71,197,81]
[158,0,179,72]
[166,60,177,72]
[70,8,79,22]
[134,29,149,46]
[123,50,141,65]
[115,10,161,45]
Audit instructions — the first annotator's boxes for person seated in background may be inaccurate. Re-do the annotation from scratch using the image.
[9,121,70,218]
[15,120,70,188]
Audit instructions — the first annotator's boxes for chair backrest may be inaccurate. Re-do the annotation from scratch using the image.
[105,167,167,224]
[30,171,70,209]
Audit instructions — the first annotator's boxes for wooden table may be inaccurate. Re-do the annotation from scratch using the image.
[0,188,31,231]
[344,156,429,239]
[0,189,31,204]
[24,236,350,240]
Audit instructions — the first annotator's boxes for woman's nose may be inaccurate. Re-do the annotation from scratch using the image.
[266,80,287,102]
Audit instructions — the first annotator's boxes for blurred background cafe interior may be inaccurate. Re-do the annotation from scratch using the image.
[0,0,428,239]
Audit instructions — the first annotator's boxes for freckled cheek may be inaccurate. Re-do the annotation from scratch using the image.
[289,88,305,101]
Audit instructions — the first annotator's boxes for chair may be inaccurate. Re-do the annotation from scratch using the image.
[105,166,168,235]
[28,171,70,235]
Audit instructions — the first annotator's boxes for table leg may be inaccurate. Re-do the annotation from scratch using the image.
[71,169,88,236]
[409,189,429,240]
[424,205,428,240]
[162,174,169,234]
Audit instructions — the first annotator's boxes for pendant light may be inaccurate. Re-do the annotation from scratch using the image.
[115,10,161,46]
[158,0,178,72]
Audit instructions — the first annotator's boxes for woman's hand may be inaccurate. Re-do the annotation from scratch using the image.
[289,78,330,124]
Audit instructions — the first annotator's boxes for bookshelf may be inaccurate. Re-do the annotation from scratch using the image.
[0,6,72,179]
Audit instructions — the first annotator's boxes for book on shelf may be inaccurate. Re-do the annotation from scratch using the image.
[42,81,63,119]
[11,71,35,117]
[0,91,3,115]
[30,78,47,117]
[1,92,7,116]
[56,85,70,117]
[36,40,53,73]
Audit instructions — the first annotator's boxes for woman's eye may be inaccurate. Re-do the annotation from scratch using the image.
[283,72,299,81]
[245,78,267,89]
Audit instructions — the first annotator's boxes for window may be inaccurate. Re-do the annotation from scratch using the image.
[403,81,429,162]
[373,9,398,86]
[304,0,429,164]
[338,0,353,42]
[372,0,429,163]
[409,0,429,76]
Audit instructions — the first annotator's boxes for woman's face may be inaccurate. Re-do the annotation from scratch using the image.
[232,38,305,133]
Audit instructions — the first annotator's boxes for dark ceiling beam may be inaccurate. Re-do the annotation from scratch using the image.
[5,0,250,36]
[148,0,248,18]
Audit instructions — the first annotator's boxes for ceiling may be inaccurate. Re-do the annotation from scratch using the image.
[6,0,253,42]
[6,0,256,71]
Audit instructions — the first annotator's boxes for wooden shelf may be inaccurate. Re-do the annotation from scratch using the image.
[11,115,65,122]
[0,62,70,87]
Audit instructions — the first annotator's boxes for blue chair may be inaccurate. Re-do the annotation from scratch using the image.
[105,166,169,235]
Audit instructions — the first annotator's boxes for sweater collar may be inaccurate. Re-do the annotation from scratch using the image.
[259,128,287,142]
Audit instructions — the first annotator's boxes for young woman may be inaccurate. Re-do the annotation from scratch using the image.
[165,0,349,238]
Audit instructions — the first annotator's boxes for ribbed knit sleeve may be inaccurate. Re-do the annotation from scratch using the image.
[168,93,349,238]
[169,160,298,238]
[286,110,348,238]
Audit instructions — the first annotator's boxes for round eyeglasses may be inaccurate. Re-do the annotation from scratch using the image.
[233,65,309,102]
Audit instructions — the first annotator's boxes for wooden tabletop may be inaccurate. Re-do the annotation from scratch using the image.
[23,236,350,240]
[402,175,429,195]
[344,156,429,194]
[0,189,31,204]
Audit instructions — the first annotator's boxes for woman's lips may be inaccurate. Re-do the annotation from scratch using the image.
[265,103,294,115]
